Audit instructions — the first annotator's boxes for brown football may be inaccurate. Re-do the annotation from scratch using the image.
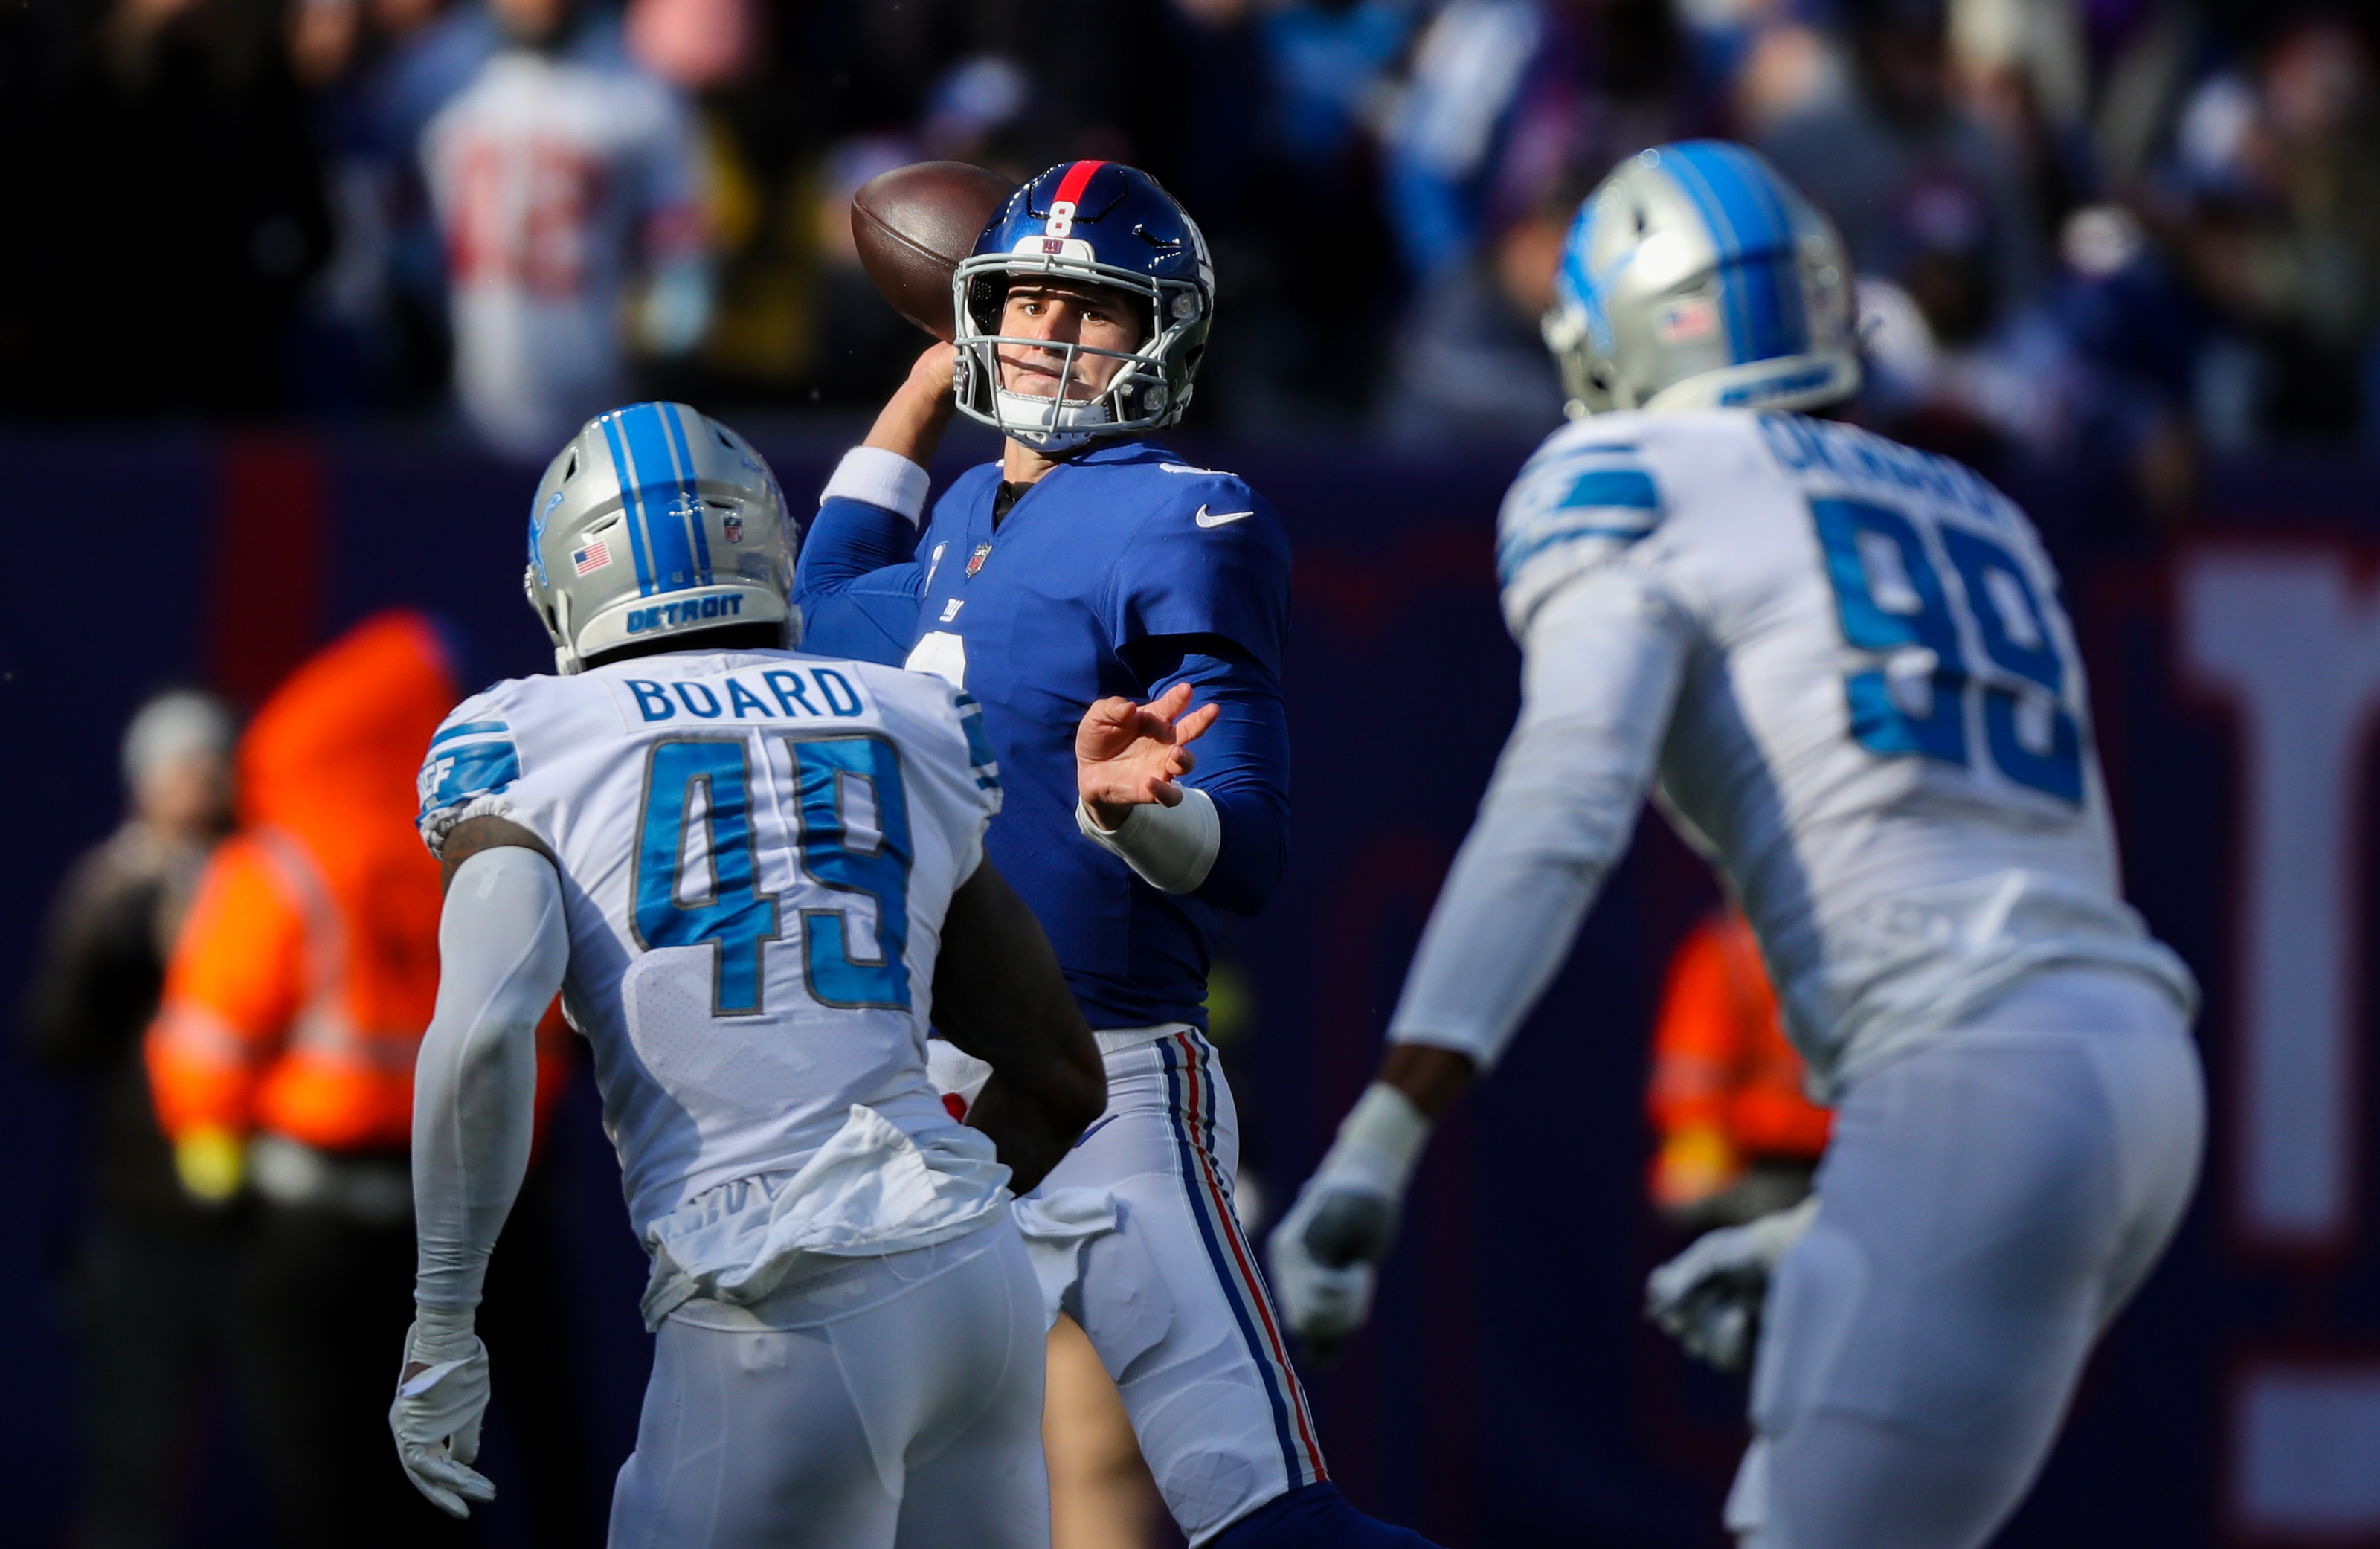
[851,161,1019,341]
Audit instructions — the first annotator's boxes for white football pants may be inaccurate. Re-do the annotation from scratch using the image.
[965,1026,1328,1544]
[607,1218,1049,1549]
[1728,967,2204,1549]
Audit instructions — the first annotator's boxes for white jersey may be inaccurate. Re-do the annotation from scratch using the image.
[1390,409,2195,1095]
[422,45,701,456]
[416,649,1008,1317]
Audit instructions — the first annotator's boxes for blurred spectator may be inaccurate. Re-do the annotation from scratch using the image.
[1645,907,1830,1230]
[23,690,238,1549]
[292,0,501,413]
[7,0,329,417]
[1764,0,2047,324]
[1950,0,2093,231]
[422,0,711,454]
[627,0,761,92]
[1849,167,2110,468]
[141,614,567,1546]
[1674,0,1844,138]
[1379,190,1570,443]
[1386,0,1717,285]
[2159,13,2380,447]
[1377,0,1715,437]
[1167,0,1412,431]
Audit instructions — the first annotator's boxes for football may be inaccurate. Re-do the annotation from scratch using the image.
[851,161,1019,341]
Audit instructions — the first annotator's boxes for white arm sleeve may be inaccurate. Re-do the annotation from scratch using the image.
[1075,785,1220,894]
[1386,567,1693,1072]
[411,847,569,1313]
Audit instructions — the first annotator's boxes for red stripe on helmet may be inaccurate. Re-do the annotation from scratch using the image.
[1051,159,1106,210]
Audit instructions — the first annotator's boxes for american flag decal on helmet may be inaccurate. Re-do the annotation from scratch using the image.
[573,539,613,575]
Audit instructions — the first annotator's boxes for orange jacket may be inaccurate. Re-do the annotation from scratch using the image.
[147,612,568,1153]
[1646,908,1830,1205]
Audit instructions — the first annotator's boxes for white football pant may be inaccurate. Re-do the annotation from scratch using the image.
[608,1219,1049,1549]
[1728,967,2204,1549]
[1010,1027,1330,1544]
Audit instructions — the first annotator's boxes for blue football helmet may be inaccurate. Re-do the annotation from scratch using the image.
[1545,141,1859,418]
[951,161,1215,451]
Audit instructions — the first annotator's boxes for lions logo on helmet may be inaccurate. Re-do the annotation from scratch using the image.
[522,402,797,674]
[1545,141,1859,419]
[951,161,1215,451]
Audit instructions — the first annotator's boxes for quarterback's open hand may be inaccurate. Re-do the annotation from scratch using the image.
[1267,1178,1400,1366]
[390,1317,496,1519]
[1075,683,1220,828]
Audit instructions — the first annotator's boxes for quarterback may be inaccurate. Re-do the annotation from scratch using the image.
[797,162,1433,1548]
[1270,141,2204,1549]
[388,402,1116,1546]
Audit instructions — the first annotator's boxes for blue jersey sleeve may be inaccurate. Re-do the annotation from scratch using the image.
[1109,477,1292,677]
[1127,639,1290,916]
[794,496,926,666]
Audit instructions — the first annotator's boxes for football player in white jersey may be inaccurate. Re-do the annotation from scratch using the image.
[387,402,1139,1547]
[1268,142,2204,1549]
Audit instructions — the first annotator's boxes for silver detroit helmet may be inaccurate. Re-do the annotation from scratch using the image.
[1545,141,1859,419]
[524,402,797,674]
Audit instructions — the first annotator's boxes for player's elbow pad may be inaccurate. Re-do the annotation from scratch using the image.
[1077,786,1220,895]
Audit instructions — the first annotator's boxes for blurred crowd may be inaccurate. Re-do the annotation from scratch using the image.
[1,0,2376,483]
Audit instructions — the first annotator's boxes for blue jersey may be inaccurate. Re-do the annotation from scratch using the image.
[794,439,1293,1031]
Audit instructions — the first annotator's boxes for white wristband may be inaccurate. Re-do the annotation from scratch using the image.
[1316,1083,1432,1200]
[1075,787,1220,894]
[820,446,930,524]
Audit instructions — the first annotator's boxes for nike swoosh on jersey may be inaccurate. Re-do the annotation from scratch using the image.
[1194,505,1255,528]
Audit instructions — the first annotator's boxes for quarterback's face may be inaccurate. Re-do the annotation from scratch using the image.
[996,282,1146,400]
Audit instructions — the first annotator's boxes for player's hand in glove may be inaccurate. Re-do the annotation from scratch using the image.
[1266,1083,1432,1365]
[1269,1178,1398,1365]
[390,1305,495,1519]
[1644,1195,1819,1373]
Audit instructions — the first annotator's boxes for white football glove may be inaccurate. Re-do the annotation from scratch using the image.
[1265,1083,1432,1365]
[390,1305,495,1519]
[1269,1178,1397,1364]
[1644,1195,1819,1373]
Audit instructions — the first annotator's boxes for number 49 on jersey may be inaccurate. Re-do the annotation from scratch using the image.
[631,733,915,1016]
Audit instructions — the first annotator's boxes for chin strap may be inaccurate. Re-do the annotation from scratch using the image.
[994,388,1115,452]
